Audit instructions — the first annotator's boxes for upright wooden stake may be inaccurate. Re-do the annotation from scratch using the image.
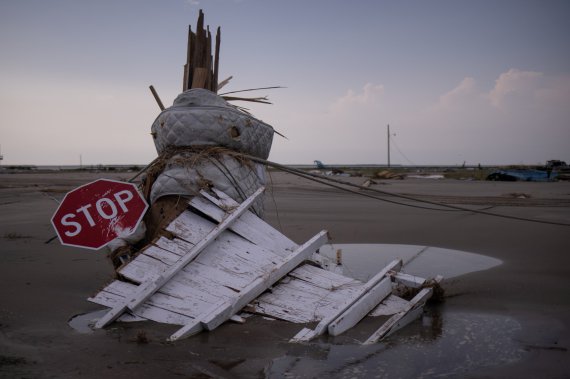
[213,27,221,92]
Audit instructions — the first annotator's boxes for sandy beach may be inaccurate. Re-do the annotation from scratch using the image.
[1,170,569,378]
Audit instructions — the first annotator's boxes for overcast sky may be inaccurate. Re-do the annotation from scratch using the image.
[1,0,569,166]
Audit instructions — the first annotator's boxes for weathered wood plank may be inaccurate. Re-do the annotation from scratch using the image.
[165,210,218,245]
[154,236,195,257]
[369,295,409,317]
[290,259,402,343]
[194,190,297,255]
[94,187,265,329]
[288,264,358,290]
[363,287,434,344]
[328,277,392,336]
[201,230,329,330]
[392,272,427,288]
[168,230,329,341]
[252,275,362,323]
[120,257,241,304]
[88,282,195,325]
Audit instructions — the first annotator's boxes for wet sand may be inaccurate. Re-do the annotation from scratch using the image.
[1,170,569,378]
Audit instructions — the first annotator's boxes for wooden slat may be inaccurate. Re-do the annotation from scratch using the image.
[287,264,358,290]
[369,295,409,317]
[213,26,220,92]
[252,273,363,323]
[392,272,427,288]
[363,278,442,345]
[195,189,297,255]
[328,277,392,336]
[89,281,195,325]
[165,210,217,245]
[290,259,402,343]
[94,187,265,329]
[157,227,287,291]
[168,230,329,341]
[154,236,195,257]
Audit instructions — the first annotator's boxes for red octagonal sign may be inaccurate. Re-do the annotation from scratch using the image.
[51,179,149,250]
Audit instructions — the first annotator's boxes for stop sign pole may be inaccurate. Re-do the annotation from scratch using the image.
[51,179,149,250]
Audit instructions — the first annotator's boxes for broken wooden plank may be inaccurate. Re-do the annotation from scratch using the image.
[194,189,298,255]
[369,294,409,317]
[363,277,442,345]
[168,229,329,341]
[392,272,427,288]
[250,275,358,323]
[290,259,402,343]
[327,277,392,336]
[94,187,265,329]
[287,264,358,291]
[89,281,195,325]
[165,210,218,245]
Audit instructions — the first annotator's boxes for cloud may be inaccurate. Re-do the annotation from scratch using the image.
[330,83,384,112]
[488,68,543,108]
[437,77,478,109]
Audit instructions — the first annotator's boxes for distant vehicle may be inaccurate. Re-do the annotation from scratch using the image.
[313,160,347,176]
[314,160,326,169]
[486,169,556,182]
[546,160,567,168]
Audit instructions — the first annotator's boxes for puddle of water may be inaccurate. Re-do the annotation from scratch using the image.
[318,244,502,282]
[266,309,524,378]
[68,310,109,334]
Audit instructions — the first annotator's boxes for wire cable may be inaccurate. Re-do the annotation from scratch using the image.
[229,152,570,227]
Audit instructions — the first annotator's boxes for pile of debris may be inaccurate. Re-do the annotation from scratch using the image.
[373,170,405,180]
[91,10,442,343]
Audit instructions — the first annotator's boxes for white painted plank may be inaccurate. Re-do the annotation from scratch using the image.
[191,194,297,255]
[168,230,329,341]
[143,244,182,265]
[369,295,409,317]
[165,210,219,245]
[88,283,195,325]
[363,287,434,344]
[384,304,424,338]
[253,277,348,323]
[134,237,276,292]
[328,277,392,336]
[153,236,195,257]
[201,230,329,331]
[96,280,205,319]
[119,256,163,283]
[120,258,240,304]
[290,259,402,343]
[194,234,284,279]
[288,264,358,290]
[392,272,427,288]
[94,186,265,329]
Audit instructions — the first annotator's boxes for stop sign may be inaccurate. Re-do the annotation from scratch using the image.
[51,179,149,250]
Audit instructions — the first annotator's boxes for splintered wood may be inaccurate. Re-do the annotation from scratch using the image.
[183,9,220,92]
[89,187,441,343]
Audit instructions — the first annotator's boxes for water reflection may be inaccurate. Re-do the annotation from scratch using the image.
[68,309,108,334]
[265,309,523,378]
[317,244,502,281]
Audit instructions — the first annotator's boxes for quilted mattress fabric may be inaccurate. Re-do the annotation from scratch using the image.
[150,154,267,216]
[151,89,275,159]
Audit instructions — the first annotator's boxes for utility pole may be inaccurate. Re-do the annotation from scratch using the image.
[387,124,390,168]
